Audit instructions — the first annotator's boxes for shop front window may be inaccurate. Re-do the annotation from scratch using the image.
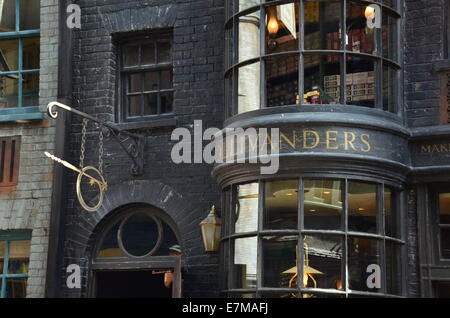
[225,0,401,116]
[221,177,403,298]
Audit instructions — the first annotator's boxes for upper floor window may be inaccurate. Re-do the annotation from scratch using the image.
[0,136,20,187]
[225,0,401,118]
[0,231,31,298]
[0,0,40,115]
[119,33,174,123]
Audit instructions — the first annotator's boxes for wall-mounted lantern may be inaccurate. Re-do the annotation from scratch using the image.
[200,205,221,253]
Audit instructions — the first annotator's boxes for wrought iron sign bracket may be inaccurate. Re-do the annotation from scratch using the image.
[47,102,145,176]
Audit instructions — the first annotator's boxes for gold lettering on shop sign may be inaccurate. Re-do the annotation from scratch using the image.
[326,131,339,150]
[303,130,320,149]
[420,143,450,154]
[344,132,357,151]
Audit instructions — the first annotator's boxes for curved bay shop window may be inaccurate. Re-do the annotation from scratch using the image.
[221,178,403,298]
[0,0,40,120]
[224,0,401,117]
[119,33,173,122]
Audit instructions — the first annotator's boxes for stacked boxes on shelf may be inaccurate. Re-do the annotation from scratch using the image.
[324,71,374,103]
[304,2,320,23]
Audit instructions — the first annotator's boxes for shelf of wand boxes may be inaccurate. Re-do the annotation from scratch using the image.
[324,72,375,102]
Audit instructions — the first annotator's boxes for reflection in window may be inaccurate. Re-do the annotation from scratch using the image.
[263,236,297,291]
[232,237,257,289]
[264,179,298,229]
[0,233,31,298]
[348,237,381,293]
[0,0,40,109]
[304,1,341,51]
[386,241,401,295]
[304,179,343,230]
[384,186,399,238]
[346,2,376,55]
[346,56,375,108]
[238,0,259,12]
[265,3,299,54]
[303,235,343,290]
[382,14,398,61]
[235,183,259,233]
[239,11,260,63]
[238,62,260,114]
[266,55,298,107]
[383,64,397,113]
[348,181,378,233]
[438,193,450,259]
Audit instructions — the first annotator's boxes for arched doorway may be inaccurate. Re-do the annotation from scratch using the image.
[88,205,182,298]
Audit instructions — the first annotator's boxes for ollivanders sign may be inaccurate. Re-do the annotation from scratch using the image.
[171,121,408,175]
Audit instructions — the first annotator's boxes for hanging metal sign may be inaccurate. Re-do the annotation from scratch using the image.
[45,101,145,212]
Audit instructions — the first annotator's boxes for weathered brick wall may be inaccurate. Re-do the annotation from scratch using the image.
[405,0,446,127]
[62,0,224,297]
[0,0,59,298]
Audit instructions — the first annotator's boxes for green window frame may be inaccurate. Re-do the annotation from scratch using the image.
[0,230,31,298]
[0,0,42,122]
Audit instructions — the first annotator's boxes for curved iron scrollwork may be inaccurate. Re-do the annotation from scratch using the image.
[47,101,145,176]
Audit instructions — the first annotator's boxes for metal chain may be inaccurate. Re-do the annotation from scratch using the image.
[98,126,104,174]
[80,118,88,168]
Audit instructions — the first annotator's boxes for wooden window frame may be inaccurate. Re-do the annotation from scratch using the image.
[0,136,20,187]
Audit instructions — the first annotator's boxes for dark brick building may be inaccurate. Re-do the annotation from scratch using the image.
[43,0,450,298]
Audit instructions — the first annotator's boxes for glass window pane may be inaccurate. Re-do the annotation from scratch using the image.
[0,39,18,71]
[0,0,16,32]
[238,62,260,113]
[232,237,257,289]
[303,235,343,290]
[144,72,158,92]
[346,2,377,55]
[128,73,142,93]
[348,181,378,233]
[237,0,260,12]
[154,223,180,256]
[304,179,343,230]
[128,95,141,117]
[121,213,159,257]
[161,70,173,90]
[440,227,450,259]
[382,13,398,61]
[0,241,5,271]
[144,93,158,116]
[8,241,30,274]
[23,73,39,107]
[6,278,27,298]
[235,183,259,233]
[124,45,139,67]
[266,55,298,107]
[0,76,19,108]
[238,11,260,62]
[304,54,341,104]
[382,64,397,113]
[98,222,126,258]
[226,27,234,68]
[262,236,297,288]
[384,186,399,238]
[439,193,450,224]
[346,56,376,108]
[141,43,156,65]
[264,179,298,230]
[304,1,341,51]
[386,241,401,295]
[160,92,173,114]
[348,237,382,293]
[265,3,299,54]
[23,38,40,70]
[157,41,171,63]
[20,0,40,30]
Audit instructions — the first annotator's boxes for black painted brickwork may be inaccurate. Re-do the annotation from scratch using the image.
[61,0,225,298]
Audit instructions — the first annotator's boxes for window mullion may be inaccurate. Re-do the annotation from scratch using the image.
[1,241,10,298]
[18,38,23,108]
